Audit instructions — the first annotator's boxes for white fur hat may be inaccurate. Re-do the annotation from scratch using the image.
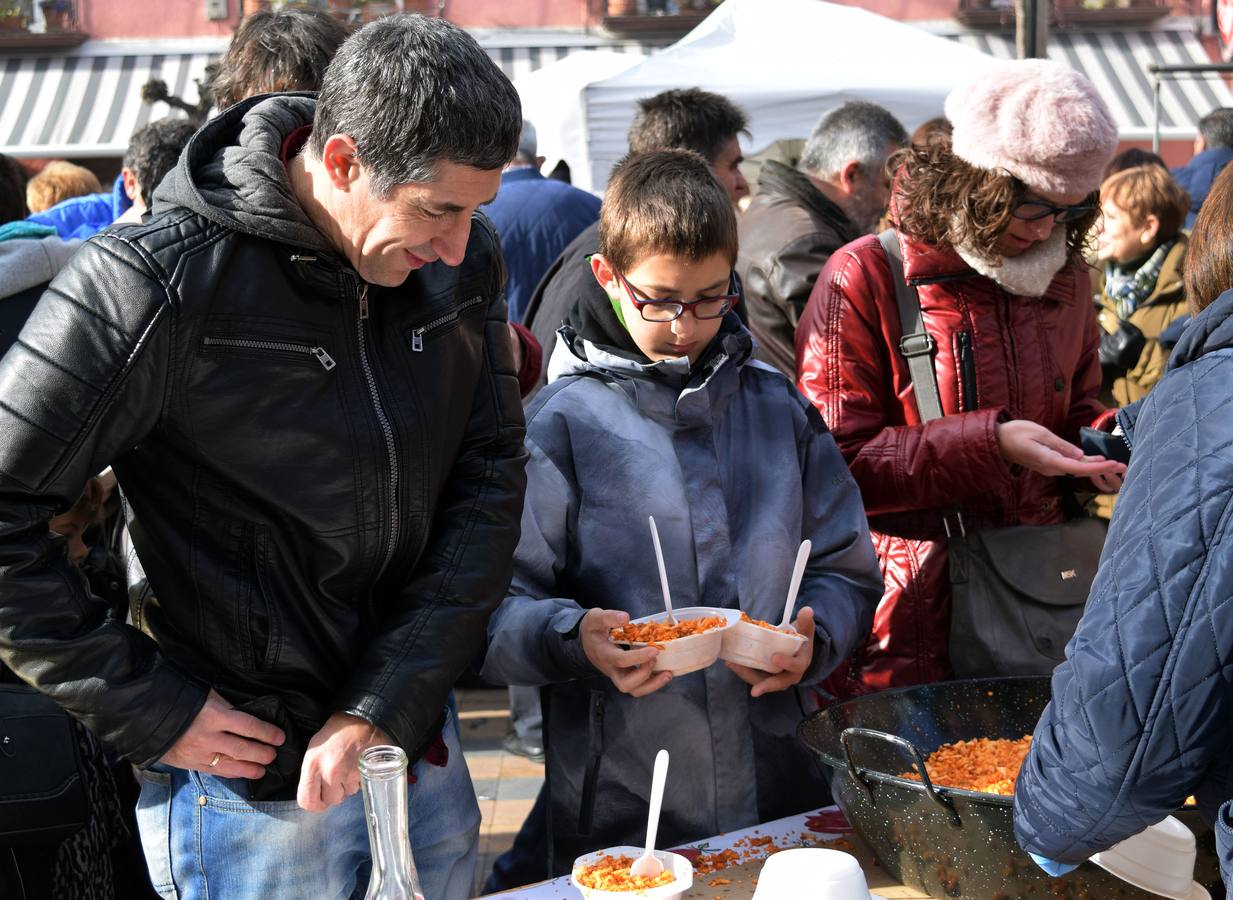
[945,59,1118,196]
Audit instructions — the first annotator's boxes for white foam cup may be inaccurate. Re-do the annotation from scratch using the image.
[752,848,872,900]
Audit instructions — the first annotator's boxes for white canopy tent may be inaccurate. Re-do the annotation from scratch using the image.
[517,0,1000,193]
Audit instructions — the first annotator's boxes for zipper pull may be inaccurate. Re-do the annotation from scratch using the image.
[312,347,337,370]
[359,284,369,320]
[410,329,425,352]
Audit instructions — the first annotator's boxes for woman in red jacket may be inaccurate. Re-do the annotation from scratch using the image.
[795,60,1127,696]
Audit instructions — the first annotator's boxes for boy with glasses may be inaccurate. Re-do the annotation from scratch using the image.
[480,150,882,875]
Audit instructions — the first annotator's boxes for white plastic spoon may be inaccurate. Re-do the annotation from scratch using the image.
[779,539,812,628]
[648,516,676,625]
[630,749,670,879]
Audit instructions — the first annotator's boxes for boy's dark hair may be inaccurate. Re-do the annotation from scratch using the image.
[0,154,28,224]
[209,9,351,111]
[123,118,197,207]
[1198,108,1233,151]
[628,88,748,163]
[599,149,738,274]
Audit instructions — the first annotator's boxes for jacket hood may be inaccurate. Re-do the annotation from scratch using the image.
[0,235,81,297]
[153,93,331,254]
[1169,288,1233,370]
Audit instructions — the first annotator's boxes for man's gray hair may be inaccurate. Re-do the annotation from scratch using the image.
[799,101,908,181]
[310,15,521,197]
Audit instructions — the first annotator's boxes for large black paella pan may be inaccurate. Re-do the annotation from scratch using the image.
[798,677,1221,899]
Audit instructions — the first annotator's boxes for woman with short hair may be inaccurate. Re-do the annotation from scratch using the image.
[794,59,1126,695]
[1094,164,1191,408]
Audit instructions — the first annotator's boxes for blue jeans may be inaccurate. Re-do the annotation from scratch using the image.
[135,705,479,900]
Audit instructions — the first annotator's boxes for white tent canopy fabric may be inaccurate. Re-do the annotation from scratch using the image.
[517,0,1000,193]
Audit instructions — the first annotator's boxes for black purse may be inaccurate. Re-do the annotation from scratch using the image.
[878,230,1107,677]
[0,683,89,845]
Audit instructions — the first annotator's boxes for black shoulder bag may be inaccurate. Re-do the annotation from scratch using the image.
[877,230,1107,677]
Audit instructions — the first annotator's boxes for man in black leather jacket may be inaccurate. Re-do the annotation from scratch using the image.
[0,17,526,900]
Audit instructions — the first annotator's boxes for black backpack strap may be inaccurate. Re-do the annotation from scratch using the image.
[877,229,944,423]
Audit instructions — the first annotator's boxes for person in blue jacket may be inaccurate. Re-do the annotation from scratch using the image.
[1172,108,1233,229]
[482,120,600,323]
[481,149,882,876]
[1014,163,1233,892]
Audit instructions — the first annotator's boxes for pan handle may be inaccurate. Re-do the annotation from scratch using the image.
[840,727,962,829]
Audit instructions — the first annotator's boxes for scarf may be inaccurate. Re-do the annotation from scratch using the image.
[954,226,1068,298]
[1104,238,1177,320]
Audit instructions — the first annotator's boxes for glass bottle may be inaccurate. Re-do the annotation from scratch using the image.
[360,744,424,900]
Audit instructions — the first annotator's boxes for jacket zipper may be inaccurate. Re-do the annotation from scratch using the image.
[356,283,400,575]
[409,295,486,352]
[957,331,977,412]
[202,336,336,370]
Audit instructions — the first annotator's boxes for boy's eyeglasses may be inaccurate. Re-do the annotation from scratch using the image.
[1011,199,1097,224]
[615,269,740,323]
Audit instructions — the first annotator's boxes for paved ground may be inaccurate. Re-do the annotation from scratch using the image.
[457,687,544,897]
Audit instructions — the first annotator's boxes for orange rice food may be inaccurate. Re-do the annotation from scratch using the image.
[902,736,1202,806]
[901,736,1033,795]
[610,616,726,644]
[739,612,797,633]
[574,854,676,891]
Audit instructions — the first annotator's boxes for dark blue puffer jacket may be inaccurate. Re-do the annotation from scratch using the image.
[1173,147,1233,229]
[1014,288,1233,890]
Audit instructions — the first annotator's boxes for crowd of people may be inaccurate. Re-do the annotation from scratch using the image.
[2,6,1233,900]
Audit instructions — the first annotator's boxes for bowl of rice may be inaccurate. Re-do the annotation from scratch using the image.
[571,847,694,899]
[609,607,740,676]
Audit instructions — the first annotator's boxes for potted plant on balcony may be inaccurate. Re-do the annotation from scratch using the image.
[39,0,71,31]
[0,0,27,32]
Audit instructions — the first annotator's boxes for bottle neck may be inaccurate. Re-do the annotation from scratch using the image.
[361,746,421,900]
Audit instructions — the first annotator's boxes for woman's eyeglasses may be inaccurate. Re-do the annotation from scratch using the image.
[1011,199,1097,224]
[615,269,740,323]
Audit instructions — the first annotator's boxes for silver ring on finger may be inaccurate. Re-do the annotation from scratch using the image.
[208,752,222,768]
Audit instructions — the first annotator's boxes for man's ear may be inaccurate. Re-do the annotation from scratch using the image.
[320,134,363,191]
[837,159,862,196]
[590,253,619,297]
[121,168,140,203]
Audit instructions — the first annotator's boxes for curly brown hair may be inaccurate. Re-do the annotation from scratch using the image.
[892,142,1097,265]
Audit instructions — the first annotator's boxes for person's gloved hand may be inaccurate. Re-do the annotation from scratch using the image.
[1098,320,1147,373]
[1028,852,1080,877]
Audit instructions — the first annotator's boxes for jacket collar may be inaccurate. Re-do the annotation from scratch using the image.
[755,161,861,241]
[548,317,754,426]
[501,167,543,185]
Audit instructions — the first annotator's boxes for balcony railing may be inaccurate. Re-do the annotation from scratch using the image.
[601,0,722,37]
[0,0,86,48]
[955,0,1172,28]
[240,0,440,22]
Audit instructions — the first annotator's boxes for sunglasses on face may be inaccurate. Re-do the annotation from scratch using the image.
[1011,199,1098,224]
[614,269,740,323]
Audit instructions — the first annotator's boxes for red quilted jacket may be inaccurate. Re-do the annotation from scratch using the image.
[794,229,1105,696]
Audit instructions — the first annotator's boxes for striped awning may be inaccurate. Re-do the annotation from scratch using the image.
[951,27,1233,139]
[0,39,223,158]
[0,31,652,159]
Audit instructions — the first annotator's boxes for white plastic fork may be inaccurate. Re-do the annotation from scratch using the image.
[630,749,670,879]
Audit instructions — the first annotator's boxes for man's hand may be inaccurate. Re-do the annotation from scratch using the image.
[296,712,391,812]
[726,607,816,698]
[996,420,1127,480]
[159,689,285,779]
[581,608,671,698]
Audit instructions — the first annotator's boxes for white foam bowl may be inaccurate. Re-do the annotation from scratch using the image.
[609,607,741,676]
[570,846,694,900]
[752,848,872,900]
[720,617,808,672]
[1091,816,1211,900]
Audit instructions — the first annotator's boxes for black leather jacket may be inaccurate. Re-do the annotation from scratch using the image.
[0,95,527,798]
